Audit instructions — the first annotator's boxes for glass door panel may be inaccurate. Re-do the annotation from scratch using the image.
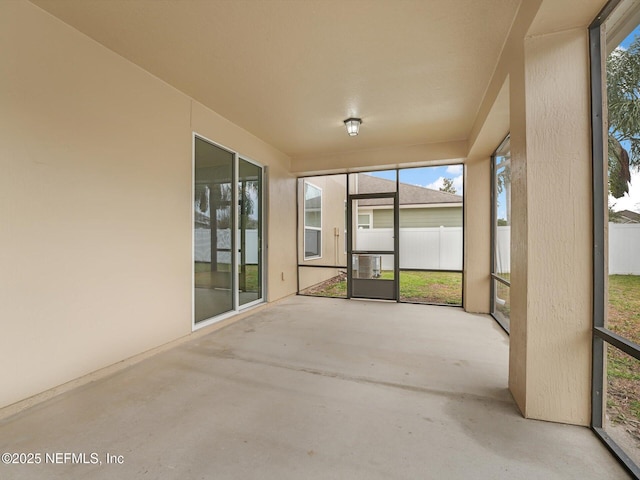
[238,158,262,306]
[194,137,235,323]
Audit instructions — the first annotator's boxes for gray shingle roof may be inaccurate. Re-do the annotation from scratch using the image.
[616,209,640,223]
[356,173,462,206]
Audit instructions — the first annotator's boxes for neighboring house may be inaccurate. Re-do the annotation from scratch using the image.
[356,173,463,229]
[612,209,640,224]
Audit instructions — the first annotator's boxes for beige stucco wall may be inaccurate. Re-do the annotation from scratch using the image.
[291,142,467,175]
[463,159,491,314]
[0,0,296,409]
[516,28,593,425]
[509,32,530,416]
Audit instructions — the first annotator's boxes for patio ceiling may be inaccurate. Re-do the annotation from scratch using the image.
[29,0,604,163]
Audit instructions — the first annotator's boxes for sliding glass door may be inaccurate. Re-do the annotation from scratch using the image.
[238,158,262,307]
[194,137,234,322]
[194,135,264,327]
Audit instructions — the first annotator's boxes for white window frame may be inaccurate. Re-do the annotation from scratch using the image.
[304,181,322,260]
[357,212,372,229]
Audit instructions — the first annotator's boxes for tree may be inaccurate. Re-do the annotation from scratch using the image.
[195,181,256,228]
[195,180,258,278]
[439,177,457,194]
[607,35,640,198]
[609,202,624,223]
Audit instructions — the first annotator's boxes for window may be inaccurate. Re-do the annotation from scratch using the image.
[357,213,371,229]
[304,182,322,259]
[491,135,511,332]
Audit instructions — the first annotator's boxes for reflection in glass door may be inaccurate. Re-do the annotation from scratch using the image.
[194,137,235,322]
[194,136,264,327]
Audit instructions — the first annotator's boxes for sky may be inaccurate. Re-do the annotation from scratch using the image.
[620,24,640,49]
[369,165,464,195]
[610,25,640,213]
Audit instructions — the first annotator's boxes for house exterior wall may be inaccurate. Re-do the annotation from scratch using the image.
[372,207,462,228]
[0,0,296,410]
[297,175,347,290]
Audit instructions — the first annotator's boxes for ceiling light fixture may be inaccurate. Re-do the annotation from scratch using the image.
[344,117,362,136]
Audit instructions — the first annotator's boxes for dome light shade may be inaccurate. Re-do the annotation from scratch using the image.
[344,117,362,136]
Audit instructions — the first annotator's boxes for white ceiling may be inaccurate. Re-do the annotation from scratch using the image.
[32,0,522,160]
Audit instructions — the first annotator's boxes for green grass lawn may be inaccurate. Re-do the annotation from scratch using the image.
[606,275,640,437]
[300,270,462,305]
[608,275,640,344]
[398,271,462,305]
[494,278,511,323]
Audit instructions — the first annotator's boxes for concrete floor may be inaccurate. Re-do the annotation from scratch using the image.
[0,296,630,479]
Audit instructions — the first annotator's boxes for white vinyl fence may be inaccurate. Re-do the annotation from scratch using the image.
[197,223,640,274]
[356,227,463,270]
[609,223,640,275]
[195,228,259,264]
[495,226,510,275]
[493,224,640,275]
[356,223,640,275]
